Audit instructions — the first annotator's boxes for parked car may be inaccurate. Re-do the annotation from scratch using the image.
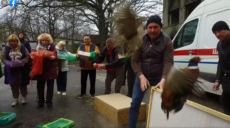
[28,41,38,51]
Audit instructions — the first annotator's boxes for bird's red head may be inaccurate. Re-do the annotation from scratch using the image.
[189,57,201,65]
[194,57,201,63]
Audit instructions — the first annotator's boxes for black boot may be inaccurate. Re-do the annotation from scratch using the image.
[47,103,53,109]
[37,104,44,109]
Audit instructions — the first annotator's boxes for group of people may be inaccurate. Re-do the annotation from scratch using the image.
[0,32,136,109]
[76,36,135,98]
[1,14,230,128]
[125,16,230,127]
[75,15,174,128]
[1,32,75,109]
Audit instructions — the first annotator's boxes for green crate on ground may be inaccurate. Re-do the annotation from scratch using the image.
[0,112,16,126]
[36,118,74,128]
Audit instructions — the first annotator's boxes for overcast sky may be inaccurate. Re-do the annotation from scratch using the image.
[0,6,8,16]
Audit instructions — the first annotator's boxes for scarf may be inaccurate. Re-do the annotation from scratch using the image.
[57,48,68,56]
[36,43,51,51]
[104,47,115,72]
[104,47,115,62]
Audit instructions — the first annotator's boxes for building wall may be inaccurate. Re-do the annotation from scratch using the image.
[162,0,203,39]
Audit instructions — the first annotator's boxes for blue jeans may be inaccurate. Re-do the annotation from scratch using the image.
[127,76,161,128]
[56,71,67,92]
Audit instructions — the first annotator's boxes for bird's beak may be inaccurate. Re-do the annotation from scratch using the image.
[199,58,202,63]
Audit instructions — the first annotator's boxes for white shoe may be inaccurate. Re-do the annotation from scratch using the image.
[22,97,27,105]
[62,92,66,95]
[57,91,61,94]
[11,99,18,107]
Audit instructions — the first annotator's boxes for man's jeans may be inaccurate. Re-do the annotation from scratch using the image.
[127,76,161,128]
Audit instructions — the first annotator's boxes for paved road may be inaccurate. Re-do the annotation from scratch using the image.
[0,65,224,128]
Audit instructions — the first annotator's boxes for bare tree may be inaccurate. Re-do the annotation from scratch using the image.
[0,0,90,42]
[0,0,163,46]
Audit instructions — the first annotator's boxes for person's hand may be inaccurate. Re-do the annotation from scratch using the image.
[93,63,97,67]
[213,81,220,91]
[99,64,106,69]
[129,53,133,57]
[139,75,150,91]
[94,63,103,70]
[95,51,100,56]
[49,55,56,60]
[96,66,102,70]
[155,78,166,90]
[76,55,80,59]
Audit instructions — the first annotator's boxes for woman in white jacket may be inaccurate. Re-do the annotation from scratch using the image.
[56,41,75,95]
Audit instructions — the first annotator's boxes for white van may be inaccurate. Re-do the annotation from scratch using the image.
[172,0,230,95]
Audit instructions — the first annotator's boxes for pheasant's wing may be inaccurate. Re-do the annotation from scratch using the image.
[112,5,138,37]
[111,4,145,56]
[192,77,208,97]
[164,66,194,93]
[164,66,205,97]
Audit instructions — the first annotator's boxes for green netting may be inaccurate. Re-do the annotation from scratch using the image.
[35,126,43,128]
[66,56,78,63]
[121,56,131,62]
[36,118,74,128]
[58,55,78,63]
[88,51,96,61]
[58,55,66,60]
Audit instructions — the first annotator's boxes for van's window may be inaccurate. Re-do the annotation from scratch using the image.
[173,19,199,49]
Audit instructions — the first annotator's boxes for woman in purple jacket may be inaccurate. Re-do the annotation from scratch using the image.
[1,34,30,107]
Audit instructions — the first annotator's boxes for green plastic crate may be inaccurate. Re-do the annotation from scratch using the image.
[39,118,74,128]
[0,112,16,126]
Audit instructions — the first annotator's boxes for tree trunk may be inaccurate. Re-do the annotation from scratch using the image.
[71,7,75,45]
[98,15,108,50]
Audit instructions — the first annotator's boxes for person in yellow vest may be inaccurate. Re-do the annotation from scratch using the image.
[76,35,100,98]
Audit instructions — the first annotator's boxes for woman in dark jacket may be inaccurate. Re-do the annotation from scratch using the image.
[32,33,58,109]
[1,34,30,107]
[18,32,31,53]
[18,32,32,88]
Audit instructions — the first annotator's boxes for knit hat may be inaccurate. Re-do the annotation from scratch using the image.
[212,21,230,33]
[146,15,162,28]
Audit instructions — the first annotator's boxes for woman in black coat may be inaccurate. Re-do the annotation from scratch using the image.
[18,32,31,53]
[18,32,31,87]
